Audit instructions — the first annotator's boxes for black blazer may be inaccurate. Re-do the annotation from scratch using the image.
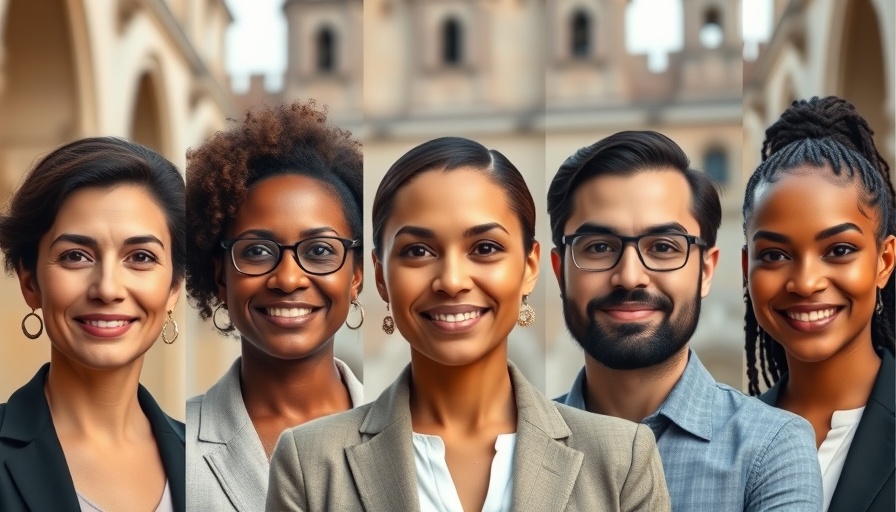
[760,350,894,512]
[0,363,185,512]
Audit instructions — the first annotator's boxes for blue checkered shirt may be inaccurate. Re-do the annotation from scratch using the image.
[558,350,823,511]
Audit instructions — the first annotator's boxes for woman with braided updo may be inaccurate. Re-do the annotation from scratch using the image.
[185,102,364,511]
[743,96,895,512]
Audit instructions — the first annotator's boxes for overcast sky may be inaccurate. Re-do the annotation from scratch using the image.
[224,0,772,92]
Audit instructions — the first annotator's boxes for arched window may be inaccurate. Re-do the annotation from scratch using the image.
[442,17,463,66]
[316,26,336,72]
[699,8,723,49]
[703,148,728,185]
[571,10,591,58]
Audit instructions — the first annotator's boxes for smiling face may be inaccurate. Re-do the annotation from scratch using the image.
[551,170,718,370]
[216,174,362,362]
[745,170,896,364]
[18,185,180,370]
[373,168,539,367]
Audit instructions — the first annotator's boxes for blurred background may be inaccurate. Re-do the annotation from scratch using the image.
[0,0,893,413]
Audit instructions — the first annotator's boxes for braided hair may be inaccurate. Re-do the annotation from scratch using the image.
[743,96,896,396]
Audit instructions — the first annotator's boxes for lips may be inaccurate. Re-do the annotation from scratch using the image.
[421,305,489,332]
[75,314,137,338]
[777,304,844,333]
[256,302,322,328]
[600,303,661,321]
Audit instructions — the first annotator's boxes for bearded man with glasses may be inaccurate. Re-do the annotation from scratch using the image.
[548,131,822,511]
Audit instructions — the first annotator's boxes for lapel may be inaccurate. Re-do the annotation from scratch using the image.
[828,351,895,512]
[345,365,419,512]
[197,359,270,511]
[138,383,186,512]
[509,363,583,511]
[0,364,79,511]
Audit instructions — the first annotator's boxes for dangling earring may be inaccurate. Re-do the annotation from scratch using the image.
[382,303,395,334]
[345,298,364,329]
[161,310,179,344]
[517,295,535,327]
[213,303,233,331]
[876,288,884,315]
[22,308,43,339]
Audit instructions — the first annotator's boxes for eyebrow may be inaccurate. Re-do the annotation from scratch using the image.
[573,222,690,236]
[463,222,510,238]
[394,223,510,240]
[51,234,165,248]
[234,227,340,239]
[752,223,864,243]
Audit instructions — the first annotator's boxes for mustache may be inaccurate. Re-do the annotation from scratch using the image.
[586,288,673,315]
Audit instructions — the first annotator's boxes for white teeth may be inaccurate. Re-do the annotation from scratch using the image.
[267,307,313,318]
[87,320,127,328]
[432,310,482,322]
[786,308,836,322]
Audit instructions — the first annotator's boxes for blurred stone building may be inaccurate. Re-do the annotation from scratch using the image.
[226,0,748,400]
[0,0,235,418]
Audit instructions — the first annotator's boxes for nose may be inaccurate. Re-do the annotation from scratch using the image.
[609,244,650,289]
[89,260,127,303]
[432,252,473,297]
[785,258,828,297]
[266,251,312,293]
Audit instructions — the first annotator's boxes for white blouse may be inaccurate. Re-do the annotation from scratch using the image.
[77,480,172,512]
[817,406,865,512]
[412,432,517,512]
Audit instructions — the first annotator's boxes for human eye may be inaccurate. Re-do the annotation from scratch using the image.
[399,244,435,259]
[240,242,277,261]
[127,250,159,268]
[758,248,790,263]
[646,236,685,255]
[824,243,858,260]
[57,249,94,268]
[580,236,617,254]
[302,240,339,261]
[471,241,504,257]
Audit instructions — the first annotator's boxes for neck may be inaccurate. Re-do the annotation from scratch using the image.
[408,343,516,434]
[44,348,146,440]
[239,337,351,419]
[782,328,880,412]
[582,346,689,423]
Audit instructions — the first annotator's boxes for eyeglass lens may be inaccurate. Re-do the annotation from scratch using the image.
[230,237,347,275]
[570,234,691,271]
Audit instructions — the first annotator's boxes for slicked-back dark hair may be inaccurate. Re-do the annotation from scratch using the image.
[744,96,896,396]
[548,130,722,249]
[371,136,536,257]
[185,102,362,331]
[0,137,185,284]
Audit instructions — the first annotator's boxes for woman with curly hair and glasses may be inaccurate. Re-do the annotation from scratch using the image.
[185,102,364,512]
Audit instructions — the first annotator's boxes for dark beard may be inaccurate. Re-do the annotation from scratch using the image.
[563,279,702,370]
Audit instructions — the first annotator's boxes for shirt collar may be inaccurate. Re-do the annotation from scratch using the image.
[562,349,715,441]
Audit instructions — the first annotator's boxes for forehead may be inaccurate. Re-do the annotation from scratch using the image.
[49,185,169,238]
[231,174,350,235]
[565,169,698,234]
[747,171,874,234]
[386,168,519,234]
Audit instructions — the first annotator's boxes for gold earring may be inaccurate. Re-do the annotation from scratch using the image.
[161,310,179,344]
[22,308,43,339]
[517,295,535,327]
[346,299,364,329]
[382,303,395,335]
[213,303,233,331]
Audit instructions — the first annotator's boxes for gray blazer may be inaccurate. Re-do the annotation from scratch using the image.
[186,357,363,512]
[266,363,670,511]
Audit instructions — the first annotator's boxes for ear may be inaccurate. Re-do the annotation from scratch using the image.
[876,234,896,288]
[550,247,563,291]
[213,257,227,304]
[700,246,720,298]
[350,260,363,300]
[521,241,540,295]
[166,278,183,312]
[17,262,42,310]
[372,248,389,303]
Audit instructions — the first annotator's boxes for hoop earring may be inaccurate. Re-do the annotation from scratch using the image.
[22,309,43,339]
[382,303,395,335]
[213,303,233,331]
[161,310,179,344]
[345,299,364,330]
[517,295,535,327]
[876,288,884,315]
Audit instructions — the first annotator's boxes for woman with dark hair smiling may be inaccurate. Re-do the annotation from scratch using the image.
[744,97,895,512]
[185,102,363,512]
[0,137,186,511]
[267,136,670,511]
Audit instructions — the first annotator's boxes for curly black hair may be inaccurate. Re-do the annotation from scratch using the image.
[185,102,362,332]
[743,96,896,396]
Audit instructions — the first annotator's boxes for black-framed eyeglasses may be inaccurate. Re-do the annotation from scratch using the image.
[561,232,707,272]
[221,236,360,276]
